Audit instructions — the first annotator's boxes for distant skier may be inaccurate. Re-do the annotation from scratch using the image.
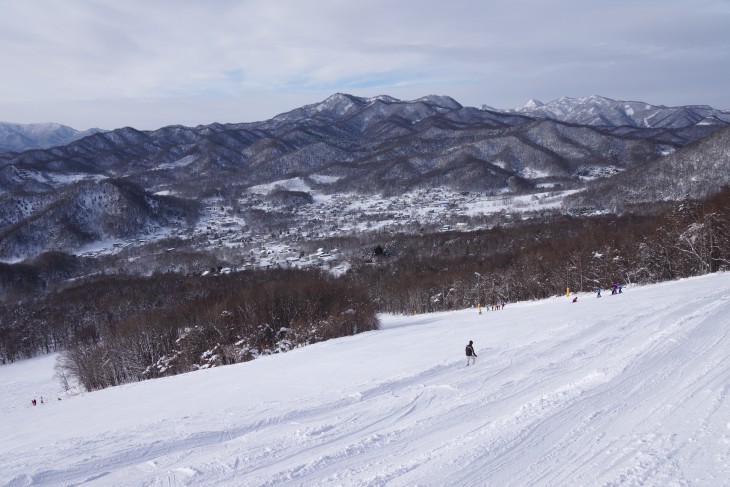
[572,296,578,303]
[611,282,618,295]
[465,340,477,366]
[595,286,601,298]
[618,283,623,293]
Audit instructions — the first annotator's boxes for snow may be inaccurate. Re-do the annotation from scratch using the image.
[461,190,579,216]
[7,166,102,186]
[156,155,198,171]
[518,167,550,179]
[47,173,105,185]
[2,273,730,486]
[249,177,312,195]
[309,174,341,184]
[578,165,624,181]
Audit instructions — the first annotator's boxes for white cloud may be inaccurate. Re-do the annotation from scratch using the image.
[0,0,728,129]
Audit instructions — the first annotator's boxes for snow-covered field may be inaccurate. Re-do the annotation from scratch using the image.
[2,274,729,486]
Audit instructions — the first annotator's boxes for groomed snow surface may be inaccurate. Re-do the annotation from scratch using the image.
[2,274,729,486]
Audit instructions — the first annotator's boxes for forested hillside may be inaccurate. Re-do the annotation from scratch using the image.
[2,187,728,391]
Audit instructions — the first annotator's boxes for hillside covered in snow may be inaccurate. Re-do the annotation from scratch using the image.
[1,273,729,486]
[0,122,103,153]
[2,93,728,262]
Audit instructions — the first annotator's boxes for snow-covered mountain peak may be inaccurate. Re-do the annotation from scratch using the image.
[519,98,544,110]
[270,93,365,123]
[414,94,462,109]
[315,93,363,115]
[549,95,614,112]
[270,93,465,125]
[494,95,730,128]
[0,122,104,153]
[368,94,400,104]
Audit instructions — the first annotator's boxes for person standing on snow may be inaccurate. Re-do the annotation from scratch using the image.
[595,286,602,298]
[465,340,477,366]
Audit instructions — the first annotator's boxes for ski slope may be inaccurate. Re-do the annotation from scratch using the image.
[1,273,729,486]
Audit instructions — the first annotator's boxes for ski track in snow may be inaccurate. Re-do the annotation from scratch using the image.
[1,274,729,486]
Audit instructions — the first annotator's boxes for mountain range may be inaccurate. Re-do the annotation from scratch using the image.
[568,124,730,210]
[1,93,729,261]
[488,95,730,129]
[0,122,104,153]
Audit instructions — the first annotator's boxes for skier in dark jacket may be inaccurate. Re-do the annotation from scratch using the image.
[466,340,477,366]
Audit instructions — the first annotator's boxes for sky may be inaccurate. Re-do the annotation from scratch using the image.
[2,273,729,485]
[1,0,729,131]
